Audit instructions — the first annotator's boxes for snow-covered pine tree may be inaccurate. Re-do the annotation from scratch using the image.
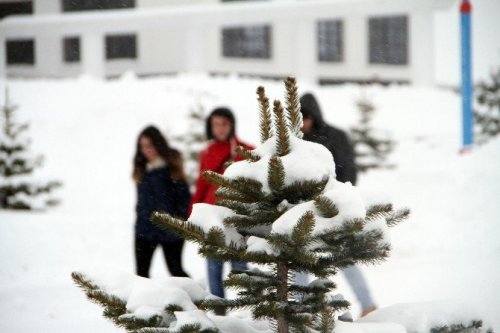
[350,96,395,173]
[153,77,409,333]
[72,270,220,333]
[474,67,500,145]
[0,88,61,210]
[72,78,493,333]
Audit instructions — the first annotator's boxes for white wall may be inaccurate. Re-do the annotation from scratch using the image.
[1,0,461,85]
[33,0,60,14]
[138,0,218,7]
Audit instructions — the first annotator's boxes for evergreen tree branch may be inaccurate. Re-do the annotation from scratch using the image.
[217,200,255,215]
[291,211,315,246]
[235,145,260,162]
[365,204,393,222]
[152,212,208,244]
[280,178,329,204]
[314,196,339,218]
[137,328,171,333]
[202,297,259,312]
[430,320,488,333]
[257,86,273,143]
[385,208,410,227]
[268,155,286,192]
[284,77,303,139]
[203,171,265,202]
[273,100,291,157]
[116,314,163,331]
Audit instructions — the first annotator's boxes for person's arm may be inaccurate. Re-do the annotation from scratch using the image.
[172,180,191,219]
[332,131,357,185]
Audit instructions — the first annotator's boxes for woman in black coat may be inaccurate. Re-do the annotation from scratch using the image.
[132,126,191,278]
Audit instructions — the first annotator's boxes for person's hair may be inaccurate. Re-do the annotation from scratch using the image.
[133,126,185,183]
[205,107,236,141]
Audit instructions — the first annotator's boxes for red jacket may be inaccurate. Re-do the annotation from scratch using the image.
[190,138,254,213]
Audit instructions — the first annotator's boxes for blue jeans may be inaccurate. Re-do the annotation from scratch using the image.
[208,259,247,298]
[294,265,375,311]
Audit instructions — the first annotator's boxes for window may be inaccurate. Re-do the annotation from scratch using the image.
[0,1,33,19]
[317,20,343,62]
[105,34,137,60]
[222,25,271,59]
[62,0,135,12]
[63,37,80,63]
[6,39,35,65]
[369,15,408,65]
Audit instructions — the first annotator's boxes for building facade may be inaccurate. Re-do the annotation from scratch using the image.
[0,0,454,85]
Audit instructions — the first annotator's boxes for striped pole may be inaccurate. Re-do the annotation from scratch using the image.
[460,0,473,152]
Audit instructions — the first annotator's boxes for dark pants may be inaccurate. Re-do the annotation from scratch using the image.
[135,236,189,278]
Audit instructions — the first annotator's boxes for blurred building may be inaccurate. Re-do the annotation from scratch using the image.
[0,0,455,85]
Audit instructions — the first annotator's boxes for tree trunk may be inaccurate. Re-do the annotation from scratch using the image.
[276,261,289,333]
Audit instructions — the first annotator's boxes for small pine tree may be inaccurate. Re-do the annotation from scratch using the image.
[350,96,395,173]
[474,67,500,145]
[153,77,409,333]
[0,88,61,210]
[172,101,207,189]
[431,320,493,333]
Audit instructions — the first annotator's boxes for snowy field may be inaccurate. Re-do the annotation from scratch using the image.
[0,73,499,332]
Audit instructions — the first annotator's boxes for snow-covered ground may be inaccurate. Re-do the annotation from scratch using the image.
[0,73,499,332]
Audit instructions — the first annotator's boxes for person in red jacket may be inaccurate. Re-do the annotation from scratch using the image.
[191,107,253,312]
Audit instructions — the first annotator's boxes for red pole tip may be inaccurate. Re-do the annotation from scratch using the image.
[460,0,472,13]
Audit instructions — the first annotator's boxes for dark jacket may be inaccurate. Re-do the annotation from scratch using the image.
[300,93,357,185]
[135,166,191,243]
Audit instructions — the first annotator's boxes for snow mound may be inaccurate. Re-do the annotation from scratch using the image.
[125,281,197,319]
[224,135,335,192]
[357,300,486,333]
[336,321,406,333]
[78,268,217,330]
[171,310,217,331]
[246,236,278,255]
[271,181,367,237]
[189,203,245,247]
[211,315,271,333]
[81,268,212,307]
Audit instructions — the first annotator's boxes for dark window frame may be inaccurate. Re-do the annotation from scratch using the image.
[222,25,272,59]
[62,0,135,12]
[6,39,35,66]
[63,36,81,63]
[105,34,137,60]
[0,1,33,19]
[317,19,344,63]
[368,15,409,65]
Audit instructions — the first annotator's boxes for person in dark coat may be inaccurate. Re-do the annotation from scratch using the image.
[299,93,377,317]
[190,108,253,311]
[300,93,357,185]
[133,126,191,278]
